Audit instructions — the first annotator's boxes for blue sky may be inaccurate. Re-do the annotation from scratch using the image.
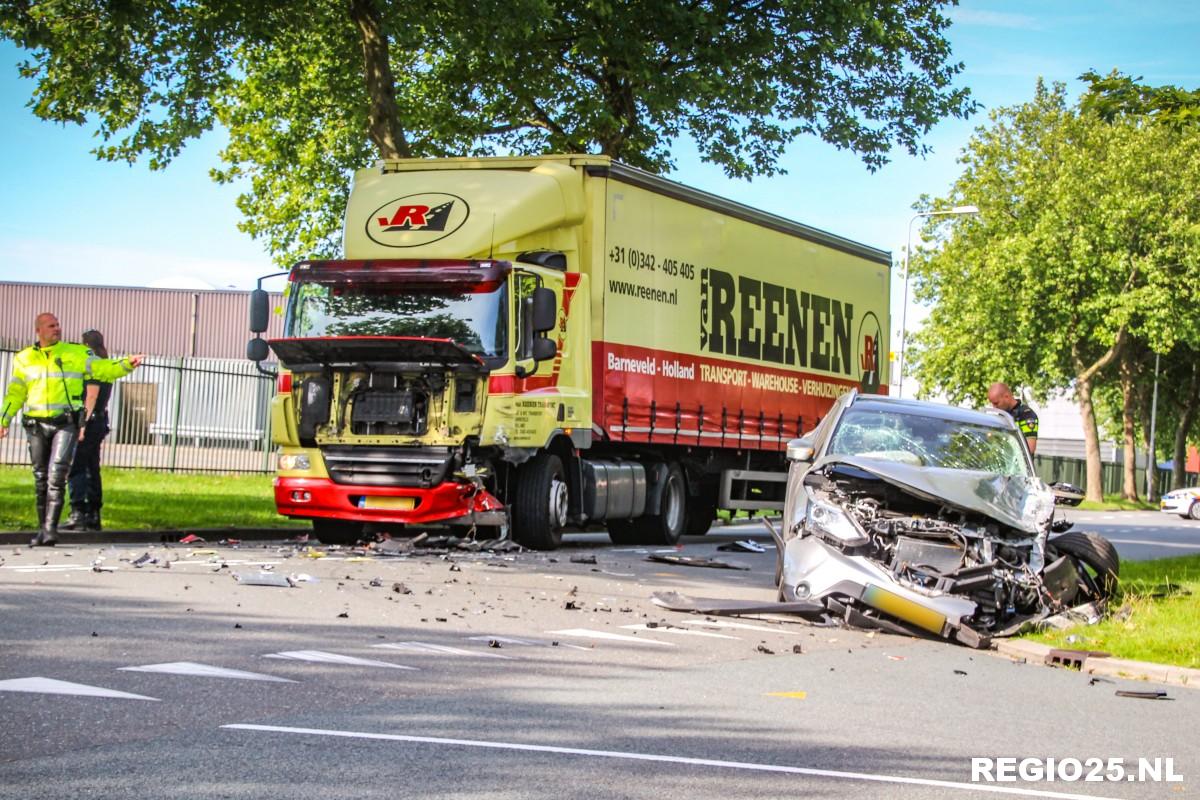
[0,0,1196,321]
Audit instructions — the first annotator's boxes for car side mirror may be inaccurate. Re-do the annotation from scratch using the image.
[1050,481,1084,506]
[787,436,815,463]
[249,288,271,334]
[531,287,557,333]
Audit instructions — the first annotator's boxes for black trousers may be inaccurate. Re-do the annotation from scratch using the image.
[68,414,109,514]
[25,417,79,531]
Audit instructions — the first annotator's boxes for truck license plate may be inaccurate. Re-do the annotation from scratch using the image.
[360,496,416,510]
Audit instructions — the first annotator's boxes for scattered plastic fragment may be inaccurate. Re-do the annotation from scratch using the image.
[219,538,242,546]
[337,611,350,618]
[887,655,906,661]
[570,554,597,564]
[488,640,502,649]
[564,601,581,610]
[953,669,968,676]
[369,577,383,587]
[302,549,326,559]
[179,534,205,544]
[765,691,807,699]
[1115,690,1171,700]
[291,573,318,584]
[392,582,412,594]
[235,571,294,588]
[792,644,804,654]
[647,554,749,570]
[756,645,775,655]
[131,552,155,568]
[449,563,462,572]
[1088,677,1114,686]
[716,540,767,553]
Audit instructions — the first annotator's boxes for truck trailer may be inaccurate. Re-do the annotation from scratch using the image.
[248,155,890,549]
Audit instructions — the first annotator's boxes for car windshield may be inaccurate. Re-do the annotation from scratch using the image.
[827,408,1030,476]
[285,282,508,360]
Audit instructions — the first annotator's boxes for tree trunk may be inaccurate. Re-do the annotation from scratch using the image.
[1119,355,1139,502]
[1072,331,1126,503]
[1075,375,1106,503]
[349,0,411,160]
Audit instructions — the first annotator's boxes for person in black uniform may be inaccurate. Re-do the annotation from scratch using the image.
[988,381,1039,455]
[63,329,115,532]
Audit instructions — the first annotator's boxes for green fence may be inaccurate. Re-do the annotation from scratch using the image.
[1034,454,1198,500]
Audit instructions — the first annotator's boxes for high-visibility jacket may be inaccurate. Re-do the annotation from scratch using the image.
[1,342,136,426]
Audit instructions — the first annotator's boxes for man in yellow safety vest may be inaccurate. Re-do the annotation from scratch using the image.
[0,313,145,546]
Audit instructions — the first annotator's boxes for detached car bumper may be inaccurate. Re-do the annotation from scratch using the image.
[275,477,504,525]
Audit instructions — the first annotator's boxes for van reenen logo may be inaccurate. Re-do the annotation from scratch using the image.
[857,311,883,393]
[367,192,470,247]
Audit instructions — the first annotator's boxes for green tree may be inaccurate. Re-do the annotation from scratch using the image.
[908,81,1200,501]
[1080,69,1200,128]
[1,0,974,263]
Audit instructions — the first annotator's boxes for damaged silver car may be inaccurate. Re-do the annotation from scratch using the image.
[772,391,1119,649]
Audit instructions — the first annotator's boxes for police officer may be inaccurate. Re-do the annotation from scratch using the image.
[0,313,144,546]
[988,381,1039,455]
[63,328,116,532]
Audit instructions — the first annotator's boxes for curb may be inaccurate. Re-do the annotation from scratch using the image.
[994,639,1200,690]
[0,528,303,546]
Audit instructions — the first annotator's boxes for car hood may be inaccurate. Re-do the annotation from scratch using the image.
[813,455,1054,534]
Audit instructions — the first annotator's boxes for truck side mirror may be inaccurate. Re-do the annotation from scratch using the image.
[531,287,557,333]
[532,337,557,362]
[247,337,270,363]
[249,288,271,333]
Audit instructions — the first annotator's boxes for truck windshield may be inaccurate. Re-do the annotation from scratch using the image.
[285,282,508,360]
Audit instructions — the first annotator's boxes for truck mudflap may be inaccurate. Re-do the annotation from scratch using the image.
[275,476,504,526]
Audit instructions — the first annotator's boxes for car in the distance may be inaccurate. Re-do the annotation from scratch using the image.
[1160,487,1200,520]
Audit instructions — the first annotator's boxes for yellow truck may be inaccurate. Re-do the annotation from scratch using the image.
[247,155,890,549]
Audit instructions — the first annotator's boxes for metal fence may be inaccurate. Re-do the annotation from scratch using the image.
[1,349,276,474]
[1034,454,1197,499]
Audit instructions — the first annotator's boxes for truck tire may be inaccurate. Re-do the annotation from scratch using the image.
[512,453,568,550]
[311,518,365,546]
[605,518,640,545]
[1050,531,1120,599]
[684,495,717,536]
[630,462,687,545]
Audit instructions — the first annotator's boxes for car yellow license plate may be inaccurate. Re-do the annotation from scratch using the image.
[361,496,416,510]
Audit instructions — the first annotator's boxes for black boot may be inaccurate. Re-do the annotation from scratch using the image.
[61,507,90,531]
[38,525,58,547]
[86,511,102,532]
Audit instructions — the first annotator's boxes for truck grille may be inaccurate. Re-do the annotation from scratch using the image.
[321,446,456,488]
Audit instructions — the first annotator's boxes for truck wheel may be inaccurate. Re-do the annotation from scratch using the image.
[630,463,687,545]
[606,519,640,545]
[311,518,365,546]
[512,453,568,550]
[684,496,717,536]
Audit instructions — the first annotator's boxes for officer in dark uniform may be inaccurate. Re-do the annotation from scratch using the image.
[988,381,1039,455]
[0,313,143,546]
[63,329,116,532]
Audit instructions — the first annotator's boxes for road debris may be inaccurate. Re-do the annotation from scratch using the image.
[178,534,205,544]
[716,540,767,553]
[392,582,412,594]
[570,554,597,564]
[1115,690,1172,700]
[646,554,749,570]
[235,571,294,588]
[652,590,823,617]
[756,644,775,654]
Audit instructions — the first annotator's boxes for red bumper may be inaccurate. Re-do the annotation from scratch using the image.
[275,477,504,525]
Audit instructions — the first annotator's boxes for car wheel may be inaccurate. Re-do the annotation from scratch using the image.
[311,518,365,546]
[1190,501,1200,521]
[511,453,568,551]
[1050,531,1120,599]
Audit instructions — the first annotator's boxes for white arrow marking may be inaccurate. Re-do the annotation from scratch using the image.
[679,619,806,637]
[373,642,513,660]
[464,635,592,651]
[119,662,296,682]
[0,677,159,701]
[546,629,675,646]
[620,624,739,640]
[262,651,416,670]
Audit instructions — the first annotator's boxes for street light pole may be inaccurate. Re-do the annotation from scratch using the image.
[897,205,980,398]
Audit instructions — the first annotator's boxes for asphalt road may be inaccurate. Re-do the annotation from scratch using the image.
[0,528,1194,799]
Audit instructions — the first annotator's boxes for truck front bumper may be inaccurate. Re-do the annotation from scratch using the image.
[275,477,505,526]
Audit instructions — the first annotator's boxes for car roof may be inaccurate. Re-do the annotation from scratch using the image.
[847,394,1015,430]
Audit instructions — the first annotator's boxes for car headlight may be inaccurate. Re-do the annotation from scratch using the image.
[278,454,311,471]
[805,498,869,546]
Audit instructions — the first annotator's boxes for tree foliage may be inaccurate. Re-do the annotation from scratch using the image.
[1,0,975,262]
[908,81,1200,499]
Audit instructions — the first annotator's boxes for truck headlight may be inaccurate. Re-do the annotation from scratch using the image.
[805,499,869,546]
[278,454,311,471]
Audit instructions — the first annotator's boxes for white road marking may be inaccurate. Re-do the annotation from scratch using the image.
[0,677,159,701]
[620,624,739,640]
[1106,539,1200,549]
[262,650,417,670]
[3,565,94,573]
[546,628,675,646]
[678,619,806,637]
[119,662,296,682]
[464,635,592,651]
[222,724,1121,800]
[373,642,513,660]
[168,560,284,566]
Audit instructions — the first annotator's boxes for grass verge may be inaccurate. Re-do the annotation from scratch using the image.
[1025,554,1200,669]
[0,466,304,531]
[1075,494,1158,511]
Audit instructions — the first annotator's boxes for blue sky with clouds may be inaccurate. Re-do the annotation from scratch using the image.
[0,0,1196,317]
